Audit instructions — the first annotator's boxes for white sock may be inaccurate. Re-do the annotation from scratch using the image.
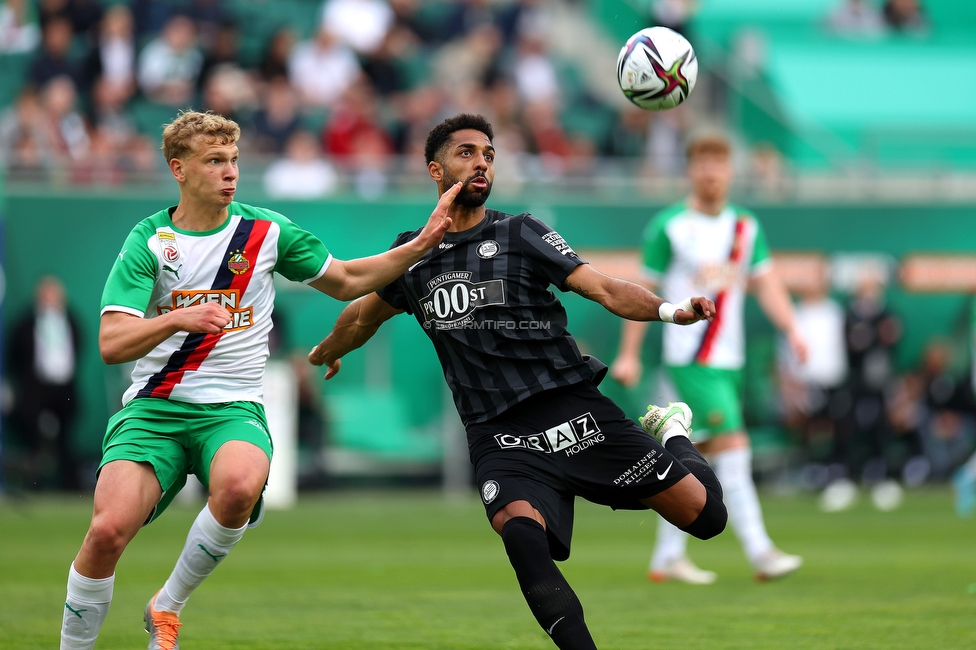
[650,515,689,570]
[60,563,114,650]
[712,447,774,564]
[154,504,247,615]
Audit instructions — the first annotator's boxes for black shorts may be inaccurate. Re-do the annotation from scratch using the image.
[466,382,690,561]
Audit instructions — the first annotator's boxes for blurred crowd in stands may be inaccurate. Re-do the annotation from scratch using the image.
[776,259,976,512]
[0,0,695,195]
[0,0,937,196]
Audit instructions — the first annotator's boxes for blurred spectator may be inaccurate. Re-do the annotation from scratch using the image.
[444,0,496,39]
[6,275,83,490]
[28,16,83,90]
[64,0,102,43]
[511,27,559,104]
[248,75,301,154]
[0,0,40,53]
[256,27,296,85]
[349,127,391,200]
[891,340,974,484]
[197,20,256,120]
[200,66,253,124]
[130,0,172,39]
[389,83,443,157]
[198,19,243,90]
[0,87,42,161]
[186,0,229,50]
[644,108,688,177]
[83,76,158,185]
[522,98,572,174]
[87,75,137,149]
[137,14,203,107]
[360,25,416,98]
[433,22,502,101]
[37,0,68,29]
[322,79,394,160]
[843,267,902,483]
[826,0,886,36]
[36,75,89,162]
[777,262,850,489]
[320,0,393,56]
[288,26,362,109]
[882,0,929,34]
[84,4,137,103]
[0,88,50,181]
[389,0,444,47]
[263,130,339,199]
[496,0,545,46]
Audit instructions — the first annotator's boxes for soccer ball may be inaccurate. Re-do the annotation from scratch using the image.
[616,26,698,111]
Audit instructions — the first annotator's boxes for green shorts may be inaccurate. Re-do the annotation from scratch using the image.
[100,398,273,523]
[665,365,744,439]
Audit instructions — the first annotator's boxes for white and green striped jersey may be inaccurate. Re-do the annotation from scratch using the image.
[101,202,332,405]
[642,201,771,369]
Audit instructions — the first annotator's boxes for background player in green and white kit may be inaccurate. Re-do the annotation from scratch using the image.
[59,111,459,650]
[611,131,809,584]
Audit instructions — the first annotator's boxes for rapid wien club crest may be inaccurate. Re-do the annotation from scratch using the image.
[228,249,250,275]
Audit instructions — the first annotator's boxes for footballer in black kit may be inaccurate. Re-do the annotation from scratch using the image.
[311,114,728,650]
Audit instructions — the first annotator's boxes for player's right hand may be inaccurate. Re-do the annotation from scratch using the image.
[175,302,232,334]
[610,355,642,388]
[308,345,342,380]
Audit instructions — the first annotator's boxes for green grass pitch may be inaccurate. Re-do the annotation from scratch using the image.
[1,487,974,649]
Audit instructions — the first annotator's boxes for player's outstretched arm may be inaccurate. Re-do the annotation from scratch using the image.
[308,293,403,380]
[564,264,714,325]
[610,275,659,387]
[309,183,460,301]
[99,304,232,364]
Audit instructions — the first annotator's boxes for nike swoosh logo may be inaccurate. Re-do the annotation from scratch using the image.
[408,258,427,272]
[118,249,128,261]
[547,616,565,635]
[656,462,674,481]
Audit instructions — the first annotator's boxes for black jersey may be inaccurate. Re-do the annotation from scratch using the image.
[377,209,606,425]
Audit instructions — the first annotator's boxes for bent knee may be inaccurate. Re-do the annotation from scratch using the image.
[490,500,546,535]
[681,490,727,540]
[85,517,137,557]
[211,474,264,514]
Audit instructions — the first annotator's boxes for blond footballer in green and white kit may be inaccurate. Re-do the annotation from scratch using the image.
[612,131,808,585]
[60,111,461,650]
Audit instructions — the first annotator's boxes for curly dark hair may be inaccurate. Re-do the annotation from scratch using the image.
[423,113,494,164]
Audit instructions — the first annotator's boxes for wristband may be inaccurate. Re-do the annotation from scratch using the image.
[659,298,696,323]
[658,302,677,323]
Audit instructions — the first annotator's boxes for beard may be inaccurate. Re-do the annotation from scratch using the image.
[444,170,492,207]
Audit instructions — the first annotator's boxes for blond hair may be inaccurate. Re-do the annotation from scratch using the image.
[685,128,731,161]
[161,110,240,162]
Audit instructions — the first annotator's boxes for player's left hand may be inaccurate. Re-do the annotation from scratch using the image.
[673,296,714,325]
[414,181,460,250]
[787,328,809,365]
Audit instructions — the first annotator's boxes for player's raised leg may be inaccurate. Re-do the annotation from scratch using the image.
[492,502,597,650]
[146,440,269,649]
[61,461,162,650]
[639,403,727,542]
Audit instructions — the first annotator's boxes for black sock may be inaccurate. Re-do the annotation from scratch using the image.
[501,517,597,650]
[665,436,728,539]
